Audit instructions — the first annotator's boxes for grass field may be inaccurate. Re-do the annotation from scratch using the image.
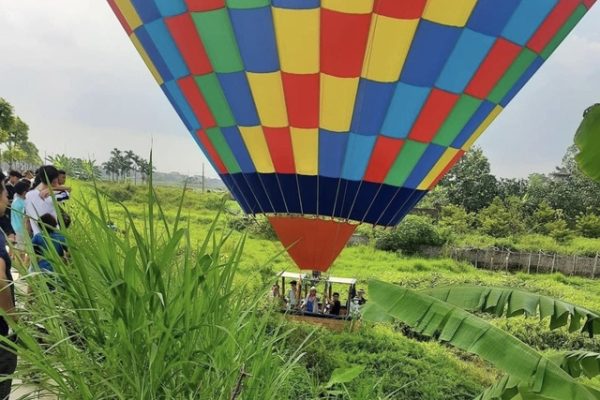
[55,180,600,399]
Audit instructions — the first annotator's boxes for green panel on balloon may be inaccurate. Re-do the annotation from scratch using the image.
[194,74,236,127]
[206,127,241,174]
[541,5,587,60]
[488,49,537,104]
[226,0,270,9]
[433,95,482,147]
[191,9,243,73]
[384,141,428,187]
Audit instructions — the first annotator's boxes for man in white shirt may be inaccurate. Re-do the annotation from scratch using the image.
[287,280,298,310]
[25,165,59,236]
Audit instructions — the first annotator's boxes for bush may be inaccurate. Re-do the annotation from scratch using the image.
[577,213,600,238]
[227,215,277,240]
[546,219,574,243]
[375,216,443,254]
[477,197,524,237]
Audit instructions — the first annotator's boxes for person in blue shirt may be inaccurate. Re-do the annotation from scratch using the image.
[10,181,31,253]
[31,213,68,274]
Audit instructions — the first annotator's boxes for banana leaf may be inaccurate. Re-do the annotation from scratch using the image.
[364,280,600,400]
[421,286,600,336]
[575,104,600,182]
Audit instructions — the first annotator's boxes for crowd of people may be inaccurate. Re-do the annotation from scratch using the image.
[0,165,71,398]
[271,280,367,318]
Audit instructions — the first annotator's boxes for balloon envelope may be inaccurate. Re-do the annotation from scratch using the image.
[108,0,595,271]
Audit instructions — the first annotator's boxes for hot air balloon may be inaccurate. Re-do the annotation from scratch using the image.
[108,0,596,273]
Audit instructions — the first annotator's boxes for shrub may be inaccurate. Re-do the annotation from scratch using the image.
[375,216,443,254]
[576,213,600,238]
[477,196,524,237]
[546,219,574,243]
[227,215,277,240]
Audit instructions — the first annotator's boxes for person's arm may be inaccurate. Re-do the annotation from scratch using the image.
[0,258,15,321]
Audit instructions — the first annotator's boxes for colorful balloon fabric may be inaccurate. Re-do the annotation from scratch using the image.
[108,0,596,271]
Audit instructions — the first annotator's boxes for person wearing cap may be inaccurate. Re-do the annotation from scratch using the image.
[357,289,367,305]
[286,280,298,309]
[302,286,319,313]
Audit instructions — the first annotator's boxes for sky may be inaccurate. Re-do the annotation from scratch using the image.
[0,1,599,180]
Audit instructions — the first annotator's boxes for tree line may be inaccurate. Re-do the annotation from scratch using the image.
[0,98,41,169]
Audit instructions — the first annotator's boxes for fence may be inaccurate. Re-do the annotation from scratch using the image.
[420,247,600,279]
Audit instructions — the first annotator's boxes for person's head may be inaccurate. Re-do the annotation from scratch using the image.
[14,181,30,198]
[333,292,340,300]
[39,213,58,232]
[309,286,317,296]
[24,170,34,180]
[57,170,67,185]
[8,170,22,185]
[358,289,365,298]
[290,280,297,288]
[36,165,59,187]
[0,182,8,217]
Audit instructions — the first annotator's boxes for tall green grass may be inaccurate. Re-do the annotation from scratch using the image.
[4,182,303,399]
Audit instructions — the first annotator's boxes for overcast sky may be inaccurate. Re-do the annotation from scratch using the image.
[0,1,599,179]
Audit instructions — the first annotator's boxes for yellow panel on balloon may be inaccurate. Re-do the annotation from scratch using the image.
[130,34,163,85]
[462,105,503,151]
[239,126,275,174]
[246,72,289,128]
[113,0,142,31]
[362,15,419,82]
[273,8,319,74]
[322,0,374,13]
[423,0,477,27]
[320,74,359,132]
[290,128,319,176]
[418,148,460,190]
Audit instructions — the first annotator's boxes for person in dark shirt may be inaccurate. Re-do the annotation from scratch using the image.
[0,173,15,244]
[5,171,22,203]
[0,181,17,398]
[329,292,341,316]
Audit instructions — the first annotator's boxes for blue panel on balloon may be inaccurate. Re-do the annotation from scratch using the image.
[260,174,287,212]
[351,79,396,136]
[272,0,320,8]
[451,101,496,148]
[389,191,428,225]
[341,134,376,181]
[277,174,302,213]
[381,83,430,139]
[467,0,521,37]
[130,0,161,24]
[347,182,381,222]
[500,56,544,107]
[217,72,260,126]
[135,27,173,82]
[229,7,279,73]
[145,19,189,79]
[436,29,495,94]
[297,175,318,215]
[242,174,272,213]
[318,176,339,217]
[222,126,256,173]
[319,130,349,178]
[224,174,255,214]
[153,0,186,17]
[162,82,200,131]
[375,188,417,226]
[362,185,401,225]
[502,0,558,46]
[404,144,446,189]
[400,21,462,87]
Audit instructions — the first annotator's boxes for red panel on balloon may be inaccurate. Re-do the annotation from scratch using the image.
[363,136,405,183]
[583,0,596,9]
[263,127,296,174]
[185,0,225,11]
[178,77,216,128]
[374,0,427,19]
[465,39,521,100]
[527,0,579,53]
[196,130,227,174]
[409,89,460,143]
[107,0,133,35]
[269,216,357,272]
[321,9,372,77]
[282,73,320,129]
[165,14,213,76]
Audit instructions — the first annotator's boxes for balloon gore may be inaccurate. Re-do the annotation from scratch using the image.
[108,0,596,272]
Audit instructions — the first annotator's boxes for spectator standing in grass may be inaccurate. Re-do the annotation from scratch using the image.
[25,166,59,236]
[0,181,17,399]
[30,213,68,274]
[0,173,15,244]
[11,181,31,255]
[5,171,22,203]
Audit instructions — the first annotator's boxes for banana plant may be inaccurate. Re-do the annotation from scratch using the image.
[363,280,600,400]
[575,104,600,183]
